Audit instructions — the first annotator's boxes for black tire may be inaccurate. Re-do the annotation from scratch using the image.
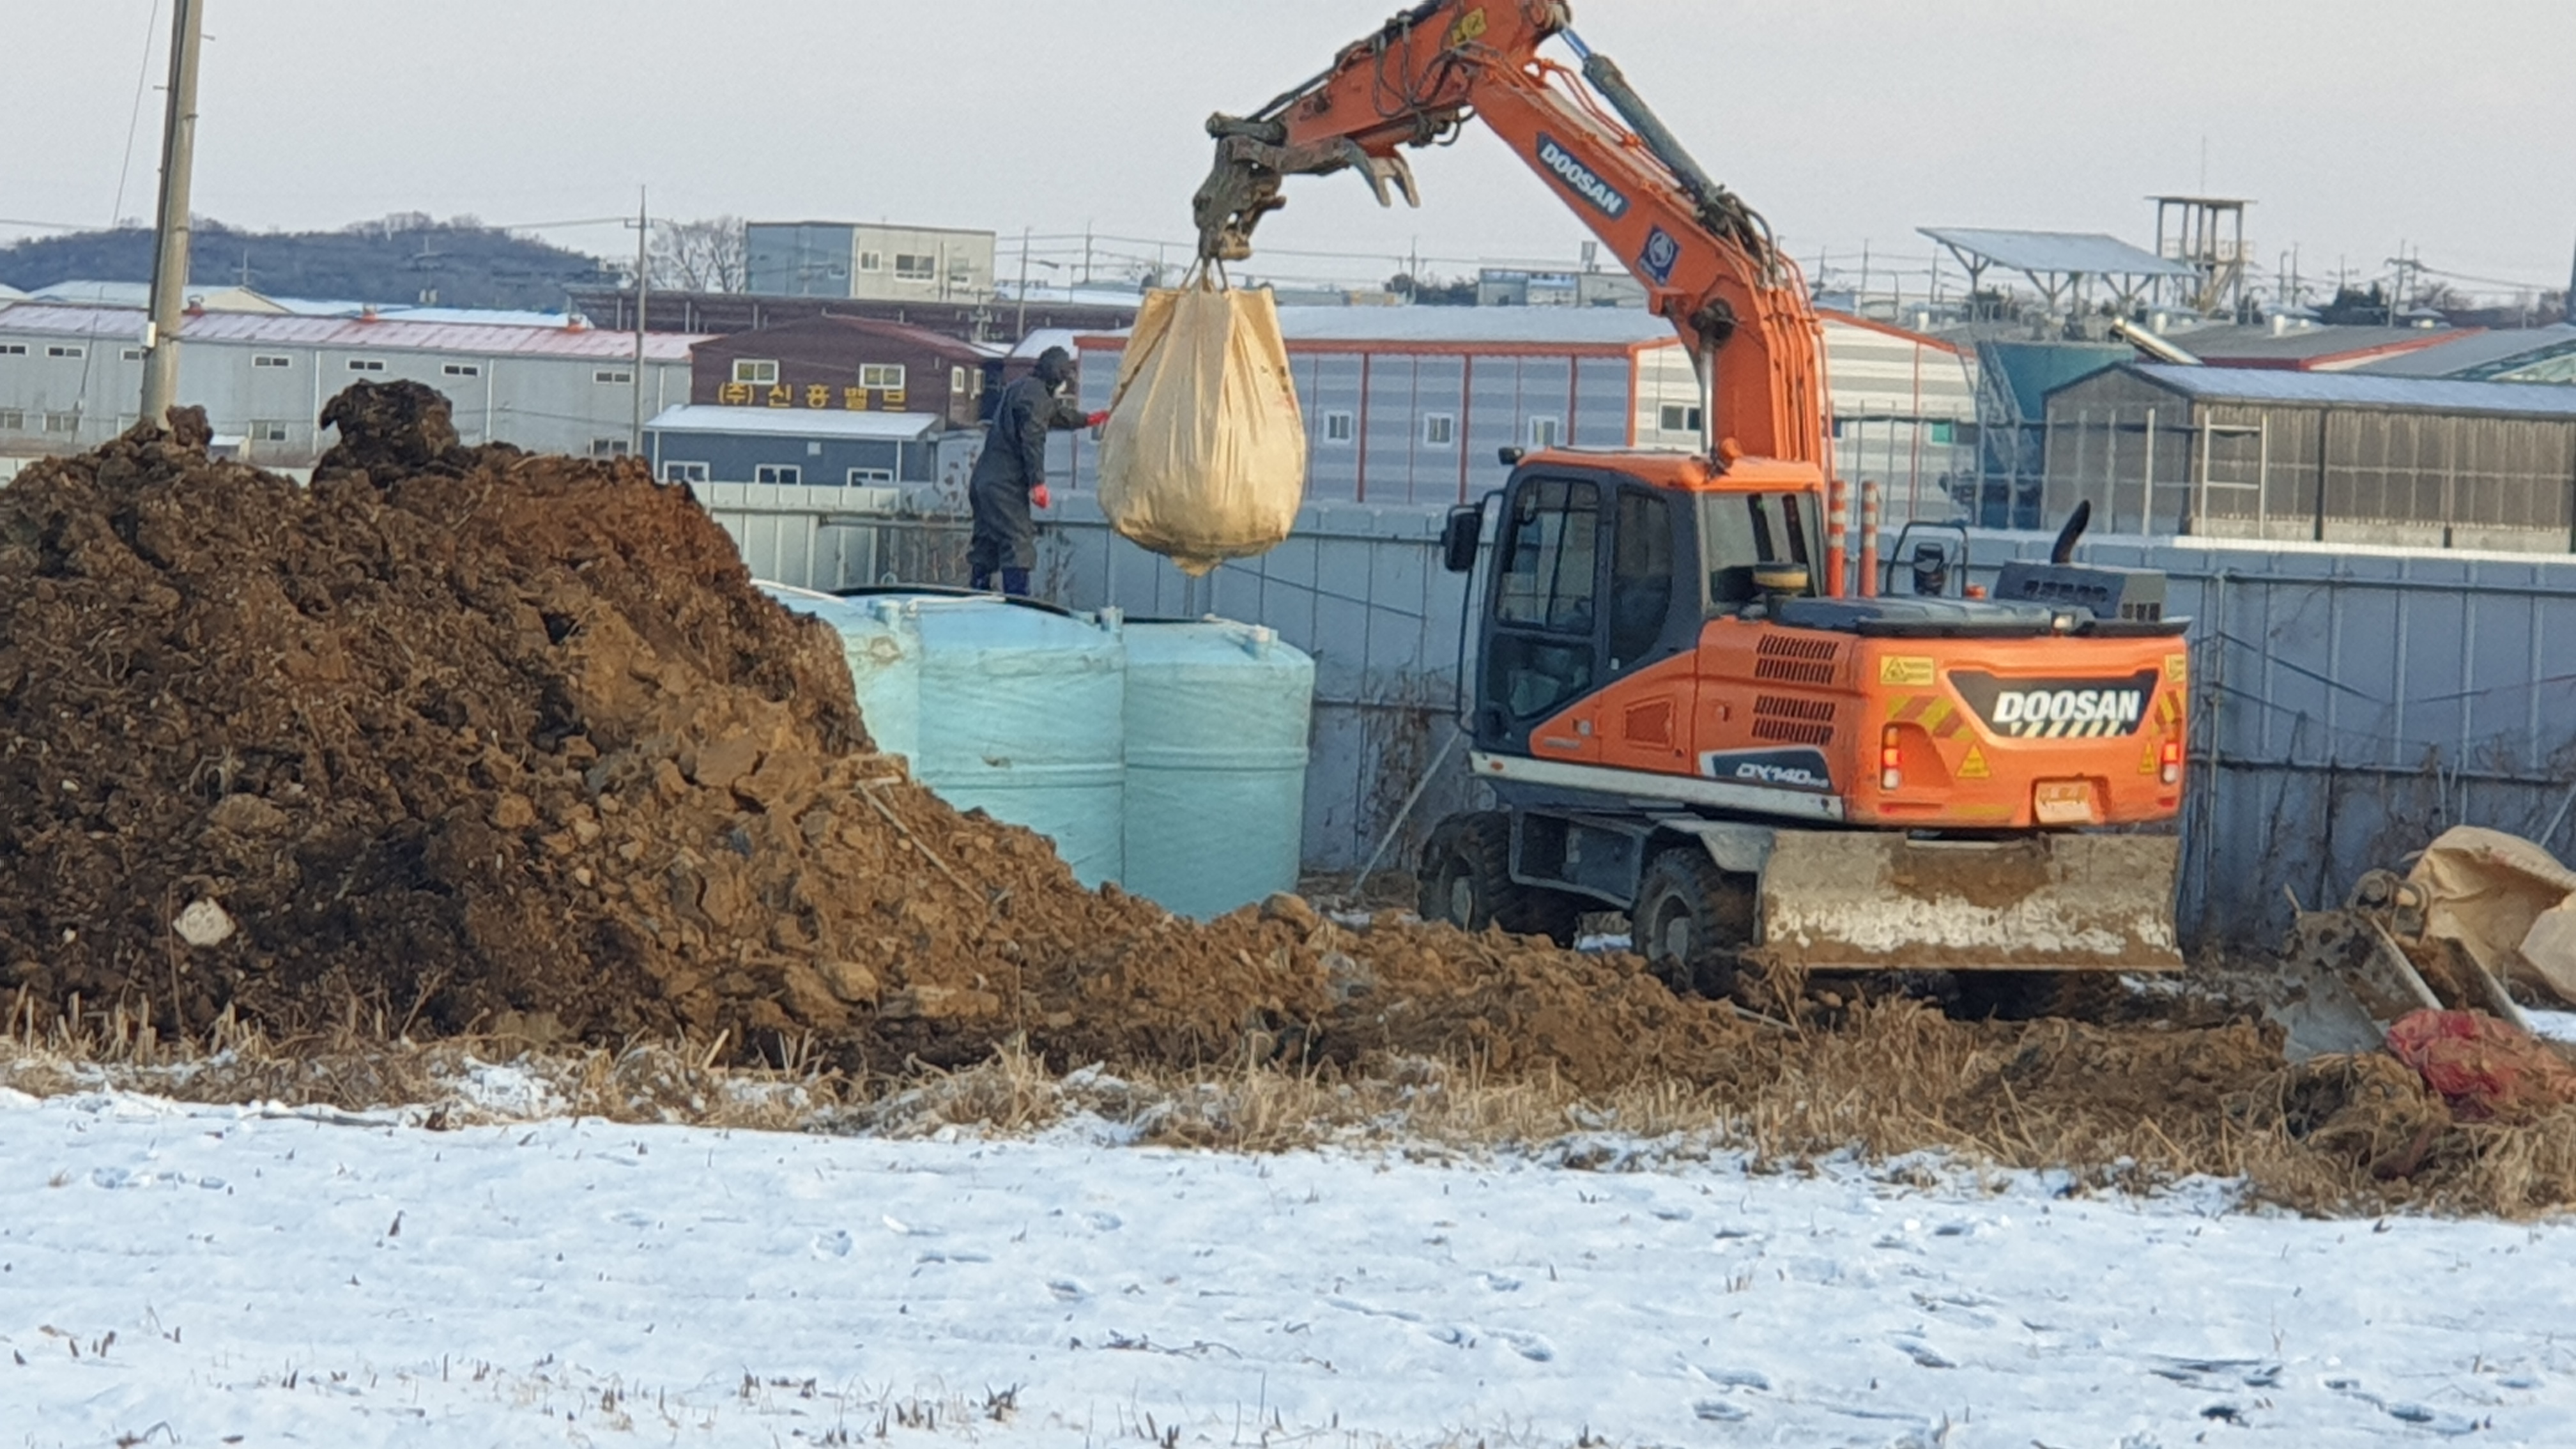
[1950,970,2127,1023]
[1416,813,1583,946]
[1630,847,1752,999]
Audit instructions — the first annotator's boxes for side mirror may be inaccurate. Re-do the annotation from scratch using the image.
[1441,505,1482,574]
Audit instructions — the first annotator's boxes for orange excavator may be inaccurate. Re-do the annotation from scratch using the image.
[1196,1,2188,1003]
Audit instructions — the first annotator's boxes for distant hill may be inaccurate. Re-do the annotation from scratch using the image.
[0,215,621,312]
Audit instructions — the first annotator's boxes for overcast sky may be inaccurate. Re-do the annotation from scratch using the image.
[7,1,2572,302]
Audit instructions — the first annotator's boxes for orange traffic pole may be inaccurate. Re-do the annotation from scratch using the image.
[1858,479,1881,598]
[1824,477,1849,598]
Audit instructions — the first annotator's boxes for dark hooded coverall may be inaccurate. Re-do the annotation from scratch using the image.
[967,350,1091,595]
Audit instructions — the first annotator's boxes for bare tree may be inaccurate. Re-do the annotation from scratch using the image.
[648,217,747,293]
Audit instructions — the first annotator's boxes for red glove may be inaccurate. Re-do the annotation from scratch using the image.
[1085,410,1109,428]
[1031,483,1052,510]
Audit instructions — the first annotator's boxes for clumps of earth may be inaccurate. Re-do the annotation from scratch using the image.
[0,382,1744,1087]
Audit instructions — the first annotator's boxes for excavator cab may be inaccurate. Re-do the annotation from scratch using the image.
[1430,456,2188,1000]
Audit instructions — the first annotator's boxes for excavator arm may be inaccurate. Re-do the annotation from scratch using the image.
[1193,0,1827,470]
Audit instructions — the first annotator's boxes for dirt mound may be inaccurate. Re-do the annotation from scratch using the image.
[0,390,1742,1087]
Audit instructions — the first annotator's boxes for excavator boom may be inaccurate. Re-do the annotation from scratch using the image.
[1193,0,1825,470]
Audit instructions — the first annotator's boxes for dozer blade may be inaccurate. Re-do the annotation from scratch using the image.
[1752,832,2184,974]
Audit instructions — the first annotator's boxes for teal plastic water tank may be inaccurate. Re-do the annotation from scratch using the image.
[1118,618,1314,919]
[764,588,1126,889]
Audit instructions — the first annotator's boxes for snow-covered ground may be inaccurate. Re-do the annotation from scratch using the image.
[4,1086,2572,1447]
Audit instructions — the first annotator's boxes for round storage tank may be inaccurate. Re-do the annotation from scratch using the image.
[765,588,1126,889]
[1119,618,1314,919]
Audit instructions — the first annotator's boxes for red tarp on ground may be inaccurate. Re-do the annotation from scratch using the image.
[2385,1009,2576,1123]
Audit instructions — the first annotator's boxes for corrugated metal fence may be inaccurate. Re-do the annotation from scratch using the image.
[724,493,2576,947]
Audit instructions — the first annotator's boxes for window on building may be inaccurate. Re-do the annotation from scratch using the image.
[43,411,80,433]
[121,347,146,361]
[733,358,779,386]
[589,438,630,457]
[443,362,480,377]
[0,410,24,430]
[950,365,968,394]
[860,364,906,390]
[254,353,293,368]
[594,368,632,385]
[348,358,385,372]
[892,254,937,281]
[1659,402,1703,434]
[47,345,84,359]
[754,464,802,484]
[253,421,290,443]
[1322,410,1354,444]
[846,468,895,486]
[0,344,25,356]
[1422,413,1457,447]
[663,461,709,484]
[857,251,883,273]
[1528,416,1562,450]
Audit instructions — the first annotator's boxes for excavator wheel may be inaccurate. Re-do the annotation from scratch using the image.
[1632,847,1752,999]
[1416,813,1583,946]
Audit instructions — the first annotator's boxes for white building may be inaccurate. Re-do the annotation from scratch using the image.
[0,301,702,467]
[745,222,997,304]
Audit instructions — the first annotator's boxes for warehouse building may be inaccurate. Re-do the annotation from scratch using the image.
[0,301,701,466]
[1060,307,1974,509]
[641,406,944,487]
[685,315,995,427]
[2040,364,2576,552]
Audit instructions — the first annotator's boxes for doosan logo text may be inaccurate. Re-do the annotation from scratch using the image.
[1993,689,2143,729]
[1537,135,1628,218]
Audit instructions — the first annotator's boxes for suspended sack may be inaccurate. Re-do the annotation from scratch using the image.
[1096,276,1306,576]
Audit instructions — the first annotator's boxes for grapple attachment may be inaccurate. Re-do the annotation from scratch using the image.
[1749,831,2184,974]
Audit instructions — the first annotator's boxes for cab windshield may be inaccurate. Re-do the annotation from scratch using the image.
[1699,490,1821,611]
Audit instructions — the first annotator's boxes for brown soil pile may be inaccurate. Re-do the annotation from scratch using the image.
[0,390,1745,1088]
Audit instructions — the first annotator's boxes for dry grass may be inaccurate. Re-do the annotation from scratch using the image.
[9,990,2576,1220]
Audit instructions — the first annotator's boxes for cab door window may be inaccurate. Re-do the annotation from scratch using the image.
[1607,489,1673,668]
[1495,479,1600,632]
[1485,479,1602,724]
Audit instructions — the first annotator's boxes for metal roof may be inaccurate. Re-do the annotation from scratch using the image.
[643,404,944,440]
[0,303,702,360]
[2108,363,2576,419]
[26,280,289,312]
[1081,305,1676,351]
[1919,228,2195,279]
[2158,323,2460,365]
[2352,323,2576,379]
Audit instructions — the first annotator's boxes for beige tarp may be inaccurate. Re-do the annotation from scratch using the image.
[1096,280,1306,576]
[2407,825,2576,1005]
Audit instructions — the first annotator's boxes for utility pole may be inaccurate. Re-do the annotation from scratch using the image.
[629,187,648,459]
[139,0,206,433]
[1015,226,1032,339]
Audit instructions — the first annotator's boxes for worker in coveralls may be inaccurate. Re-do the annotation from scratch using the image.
[968,346,1105,595]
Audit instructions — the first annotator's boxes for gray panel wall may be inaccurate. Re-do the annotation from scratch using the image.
[737,479,2576,937]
